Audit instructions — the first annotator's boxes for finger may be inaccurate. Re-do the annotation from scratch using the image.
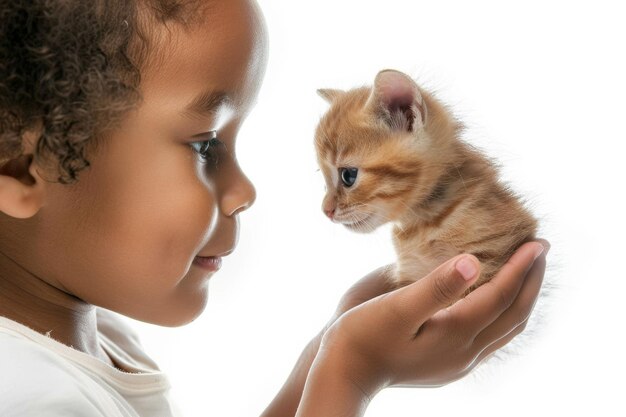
[472,249,546,348]
[444,319,528,384]
[448,240,548,336]
[385,254,481,331]
[471,319,528,369]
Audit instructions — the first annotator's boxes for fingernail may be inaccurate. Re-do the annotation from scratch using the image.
[455,256,477,281]
[532,244,545,261]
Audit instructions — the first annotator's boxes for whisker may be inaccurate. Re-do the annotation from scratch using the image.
[348,202,406,233]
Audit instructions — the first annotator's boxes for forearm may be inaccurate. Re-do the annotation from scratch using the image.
[294,352,372,417]
[260,331,323,417]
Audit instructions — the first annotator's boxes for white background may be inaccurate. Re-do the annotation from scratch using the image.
[126,1,626,416]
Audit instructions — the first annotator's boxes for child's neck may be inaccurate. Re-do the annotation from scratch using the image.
[0,251,114,366]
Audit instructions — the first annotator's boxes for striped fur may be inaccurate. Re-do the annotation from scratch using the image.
[315,70,537,294]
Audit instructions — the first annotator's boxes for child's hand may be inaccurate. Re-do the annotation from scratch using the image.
[295,240,548,417]
[324,262,397,333]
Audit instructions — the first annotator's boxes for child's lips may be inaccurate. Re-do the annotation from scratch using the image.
[193,248,233,271]
[193,256,222,271]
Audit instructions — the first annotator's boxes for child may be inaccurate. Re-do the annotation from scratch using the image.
[0,1,549,416]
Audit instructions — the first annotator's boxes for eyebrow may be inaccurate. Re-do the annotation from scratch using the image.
[180,89,232,120]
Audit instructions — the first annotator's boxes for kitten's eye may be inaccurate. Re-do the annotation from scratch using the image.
[340,167,358,187]
[190,131,222,164]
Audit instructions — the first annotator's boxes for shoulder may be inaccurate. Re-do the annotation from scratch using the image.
[0,332,108,416]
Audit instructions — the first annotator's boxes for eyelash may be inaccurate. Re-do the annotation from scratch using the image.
[190,131,223,164]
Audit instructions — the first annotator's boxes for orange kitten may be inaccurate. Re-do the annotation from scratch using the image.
[315,69,538,295]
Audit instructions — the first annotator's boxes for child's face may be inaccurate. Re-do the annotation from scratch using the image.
[15,0,268,326]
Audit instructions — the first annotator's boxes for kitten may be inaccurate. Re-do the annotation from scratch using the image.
[315,69,538,295]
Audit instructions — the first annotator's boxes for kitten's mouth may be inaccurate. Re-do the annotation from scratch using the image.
[341,214,373,230]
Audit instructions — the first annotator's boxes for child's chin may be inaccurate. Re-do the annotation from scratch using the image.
[135,285,210,328]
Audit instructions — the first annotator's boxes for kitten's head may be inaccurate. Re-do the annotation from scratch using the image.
[315,69,457,233]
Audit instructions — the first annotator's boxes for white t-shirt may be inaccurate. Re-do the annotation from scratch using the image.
[0,308,183,417]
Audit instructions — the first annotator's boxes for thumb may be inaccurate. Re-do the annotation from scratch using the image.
[391,254,481,327]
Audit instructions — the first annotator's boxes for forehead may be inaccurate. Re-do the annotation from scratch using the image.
[139,0,268,121]
[315,100,381,165]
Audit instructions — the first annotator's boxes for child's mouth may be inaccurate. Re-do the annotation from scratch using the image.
[192,256,222,271]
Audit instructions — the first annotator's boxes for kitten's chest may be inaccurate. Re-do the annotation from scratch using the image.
[390,224,458,285]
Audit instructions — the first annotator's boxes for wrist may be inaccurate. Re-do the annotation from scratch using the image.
[260,331,324,417]
[295,344,377,417]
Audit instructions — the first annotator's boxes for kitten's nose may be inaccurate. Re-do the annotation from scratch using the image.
[322,198,336,219]
[322,200,336,219]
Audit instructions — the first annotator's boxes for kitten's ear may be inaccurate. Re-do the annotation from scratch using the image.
[317,88,345,104]
[366,69,427,132]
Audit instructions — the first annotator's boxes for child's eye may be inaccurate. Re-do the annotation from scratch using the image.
[190,131,223,164]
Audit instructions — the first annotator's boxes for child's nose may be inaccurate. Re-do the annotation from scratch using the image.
[222,170,256,217]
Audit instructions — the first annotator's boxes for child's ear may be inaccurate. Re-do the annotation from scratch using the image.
[317,88,345,104]
[366,69,427,132]
[0,128,47,219]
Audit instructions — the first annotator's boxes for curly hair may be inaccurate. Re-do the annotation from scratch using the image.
[0,0,207,184]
